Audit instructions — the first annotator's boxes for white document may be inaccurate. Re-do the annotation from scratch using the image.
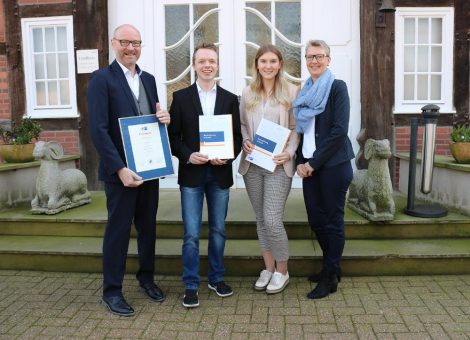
[128,122,166,172]
[199,114,234,160]
[246,118,291,172]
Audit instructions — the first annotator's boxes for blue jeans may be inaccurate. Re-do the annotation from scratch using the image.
[181,167,229,289]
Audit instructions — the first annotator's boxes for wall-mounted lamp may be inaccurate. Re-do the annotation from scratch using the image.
[376,0,396,28]
[379,0,396,13]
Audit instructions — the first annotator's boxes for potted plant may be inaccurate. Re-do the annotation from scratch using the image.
[0,117,42,163]
[449,124,470,164]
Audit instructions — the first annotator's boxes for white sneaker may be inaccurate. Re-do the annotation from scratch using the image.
[266,271,289,294]
[254,270,273,291]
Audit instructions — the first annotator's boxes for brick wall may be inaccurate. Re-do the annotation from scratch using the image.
[39,130,79,155]
[1,0,79,158]
[394,126,453,156]
[393,125,453,188]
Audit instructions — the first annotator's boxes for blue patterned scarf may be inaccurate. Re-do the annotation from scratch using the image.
[293,69,335,133]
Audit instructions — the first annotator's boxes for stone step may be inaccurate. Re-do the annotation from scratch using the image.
[0,235,469,276]
[2,219,470,240]
[1,191,469,239]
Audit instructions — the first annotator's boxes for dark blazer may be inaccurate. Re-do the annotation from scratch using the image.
[169,83,242,189]
[87,60,158,182]
[296,79,355,170]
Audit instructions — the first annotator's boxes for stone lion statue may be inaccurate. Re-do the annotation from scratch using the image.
[31,141,91,215]
[347,139,395,221]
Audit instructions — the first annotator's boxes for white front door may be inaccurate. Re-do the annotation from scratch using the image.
[108,0,360,189]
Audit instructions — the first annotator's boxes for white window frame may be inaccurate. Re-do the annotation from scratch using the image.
[21,16,78,118]
[394,7,455,114]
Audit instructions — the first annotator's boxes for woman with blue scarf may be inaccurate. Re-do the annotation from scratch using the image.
[294,40,355,299]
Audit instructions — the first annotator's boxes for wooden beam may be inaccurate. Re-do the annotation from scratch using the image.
[359,0,395,169]
[453,0,470,126]
[4,0,25,123]
[74,0,108,190]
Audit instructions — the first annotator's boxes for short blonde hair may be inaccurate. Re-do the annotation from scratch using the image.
[305,39,330,57]
[192,43,218,65]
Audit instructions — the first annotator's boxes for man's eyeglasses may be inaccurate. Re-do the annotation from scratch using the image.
[113,38,142,47]
[305,54,327,62]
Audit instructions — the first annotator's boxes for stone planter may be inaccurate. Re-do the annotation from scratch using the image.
[450,142,470,164]
[0,144,35,163]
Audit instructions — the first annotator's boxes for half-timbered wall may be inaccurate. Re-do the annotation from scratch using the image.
[360,0,469,187]
[1,0,108,189]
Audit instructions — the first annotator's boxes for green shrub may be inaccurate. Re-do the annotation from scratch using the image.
[0,118,43,145]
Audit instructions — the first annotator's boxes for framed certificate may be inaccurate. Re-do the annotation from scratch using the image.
[199,114,234,159]
[119,114,174,181]
[246,118,291,172]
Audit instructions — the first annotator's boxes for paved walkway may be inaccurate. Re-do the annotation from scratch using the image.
[0,271,469,339]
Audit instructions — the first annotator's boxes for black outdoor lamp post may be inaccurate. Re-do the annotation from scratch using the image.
[404,104,448,218]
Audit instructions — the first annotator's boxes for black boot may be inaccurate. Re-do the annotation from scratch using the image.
[307,269,325,283]
[306,270,338,299]
[308,267,341,283]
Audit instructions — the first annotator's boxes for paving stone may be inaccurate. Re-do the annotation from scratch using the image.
[335,315,355,332]
[236,299,253,315]
[73,318,101,337]
[40,326,77,336]
[167,321,203,332]
[269,307,301,316]
[0,271,469,339]
[284,315,316,325]
[218,314,250,324]
[343,293,362,307]
[14,326,45,338]
[316,308,335,323]
[319,333,358,340]
[140,321,165,339]
[250,306,268,324]
[196,314,217,332]
[401,314,426,332]
[284,323,303,338]
[381,307,405,323]
[332,307,365,316]
[229,332,249,340]
[176,331,214,339]
[372,322,409,333]
[394,332,432,340]
[232,323,267,333]
[352,314,387,324]
[424,323,449,339]
[303,323,338,333]
[354,323,378,340]
[213,323,233,337]
[267,315,284,333]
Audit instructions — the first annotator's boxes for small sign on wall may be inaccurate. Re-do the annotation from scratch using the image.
[76,49,99,74]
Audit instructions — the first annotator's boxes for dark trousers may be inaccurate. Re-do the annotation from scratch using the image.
[102,180,159,297]
[302,161,353,273]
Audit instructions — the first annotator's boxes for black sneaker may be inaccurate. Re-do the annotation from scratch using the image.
[208,281,233,297]
[182,289,199,308]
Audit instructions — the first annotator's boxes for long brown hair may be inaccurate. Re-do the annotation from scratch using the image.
[245,44,291,112]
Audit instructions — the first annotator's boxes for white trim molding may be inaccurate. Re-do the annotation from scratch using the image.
[394,7,455,114]
[21,16,78,118]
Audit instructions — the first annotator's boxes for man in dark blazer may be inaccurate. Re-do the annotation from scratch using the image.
[168,43,242,308]
[87,24,170,316]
